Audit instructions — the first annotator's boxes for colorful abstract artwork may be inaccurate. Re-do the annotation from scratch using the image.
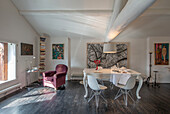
[155,43,169,65]
[21,43,33,55]
[52,44,64,59]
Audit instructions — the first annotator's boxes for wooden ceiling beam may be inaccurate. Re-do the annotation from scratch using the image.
[19,10,112,15]
[105,0,156,42]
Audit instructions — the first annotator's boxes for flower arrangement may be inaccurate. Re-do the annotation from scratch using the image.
[94,60,101,70]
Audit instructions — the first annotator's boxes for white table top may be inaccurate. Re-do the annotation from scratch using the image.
[83,68,141,75]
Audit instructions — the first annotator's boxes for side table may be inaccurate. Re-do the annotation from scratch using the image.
[26,68,39,91]
[152,71,160,88]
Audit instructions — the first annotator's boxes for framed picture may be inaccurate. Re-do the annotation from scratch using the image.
[21,43,33,55]
[52,44,64,59]
[155,43,169,65]
[87,42,129,68]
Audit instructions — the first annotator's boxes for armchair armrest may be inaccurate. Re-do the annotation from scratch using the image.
[44,71,56,77]
[56,72,67,78]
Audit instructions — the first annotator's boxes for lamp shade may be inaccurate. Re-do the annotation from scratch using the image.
[103,43,117,53]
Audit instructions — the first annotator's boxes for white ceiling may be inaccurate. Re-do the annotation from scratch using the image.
[11,0,114,39]
[11,0,170,39]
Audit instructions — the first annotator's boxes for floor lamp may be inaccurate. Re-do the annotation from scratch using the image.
[146,52,152,86]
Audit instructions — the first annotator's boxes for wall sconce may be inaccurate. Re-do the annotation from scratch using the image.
[103,43,117,53]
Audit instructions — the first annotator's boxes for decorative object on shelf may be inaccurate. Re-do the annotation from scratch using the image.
[87,42,128,68]
[94,60,101,70]
[26,67,38,73]
[21,43,33,55]
[155,43,169,65]
[52,44,64,59]
[103,43,117,53]
[26,56,36,70]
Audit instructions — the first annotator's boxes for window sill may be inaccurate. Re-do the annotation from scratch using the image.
[0,79,16,85]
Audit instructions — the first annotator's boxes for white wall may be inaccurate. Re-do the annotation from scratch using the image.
[113,38,147,77]
[45,36,103,79]
[70,36,104,76]
[147,37,170,83]
[45,37,70,79]
[111,15,170,83]
[0,0,39,92]
[113,37,170,83]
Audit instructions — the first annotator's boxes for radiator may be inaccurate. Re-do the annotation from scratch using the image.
[0,83,21,95]
[71,74,83,80]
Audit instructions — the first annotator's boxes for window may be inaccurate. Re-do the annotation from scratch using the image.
[0,42,16,83]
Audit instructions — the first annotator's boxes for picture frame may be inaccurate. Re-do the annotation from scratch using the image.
[21,43,33,55]
[155,43,169,65]
[52,44,64,59]
[86,42,129,68]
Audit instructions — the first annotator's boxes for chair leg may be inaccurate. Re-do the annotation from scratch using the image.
[88,94,95,103]
[95,95,99,108]
[101,90,106,98]
[123,93,126,103]
[116,89,134,106]
[110,83,114,89]
[88,90,107,108]
[127,92,135,102]
[89,90,94,98]
[129,90,134,99]
[114,89,122,100]
[125,90,128,106]
[99,94,107,104]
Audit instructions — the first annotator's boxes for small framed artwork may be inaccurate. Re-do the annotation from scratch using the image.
[155,43,169,65]
[21,43,33,55]
[52,44,64,59]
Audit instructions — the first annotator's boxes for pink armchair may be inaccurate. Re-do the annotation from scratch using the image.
[43,64,68,90]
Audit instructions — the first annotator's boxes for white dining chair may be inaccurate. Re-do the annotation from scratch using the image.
[114,76,137,106]
[87,75,107,108]
[94,73,111,86]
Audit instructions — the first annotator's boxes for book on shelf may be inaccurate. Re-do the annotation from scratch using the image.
[40,43,45,46]
[40,50,45,53]
[40,37,46,42]
[40,52,45,55]
[40,49,45,51]
[39,63,45,66]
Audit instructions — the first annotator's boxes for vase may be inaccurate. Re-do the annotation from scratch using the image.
[96,65,98,70]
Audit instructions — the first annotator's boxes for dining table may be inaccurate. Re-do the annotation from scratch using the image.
[83,68,143,99]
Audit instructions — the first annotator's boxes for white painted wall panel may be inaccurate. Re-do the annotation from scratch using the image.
[0,0,39,90]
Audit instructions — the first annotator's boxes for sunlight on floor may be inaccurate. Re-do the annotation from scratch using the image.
[2,88,56,109]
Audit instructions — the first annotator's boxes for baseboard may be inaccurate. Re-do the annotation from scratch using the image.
[0,88,23,102]
[71,75,83,80]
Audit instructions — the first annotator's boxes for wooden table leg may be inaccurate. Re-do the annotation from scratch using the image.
[136,75,143,99]
[83,71,88,98]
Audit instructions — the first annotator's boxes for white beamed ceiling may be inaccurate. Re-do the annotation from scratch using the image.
[11,0,114,38]
[11,0,170,39]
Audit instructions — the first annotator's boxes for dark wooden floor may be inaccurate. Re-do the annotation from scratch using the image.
[0,81,170,114]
